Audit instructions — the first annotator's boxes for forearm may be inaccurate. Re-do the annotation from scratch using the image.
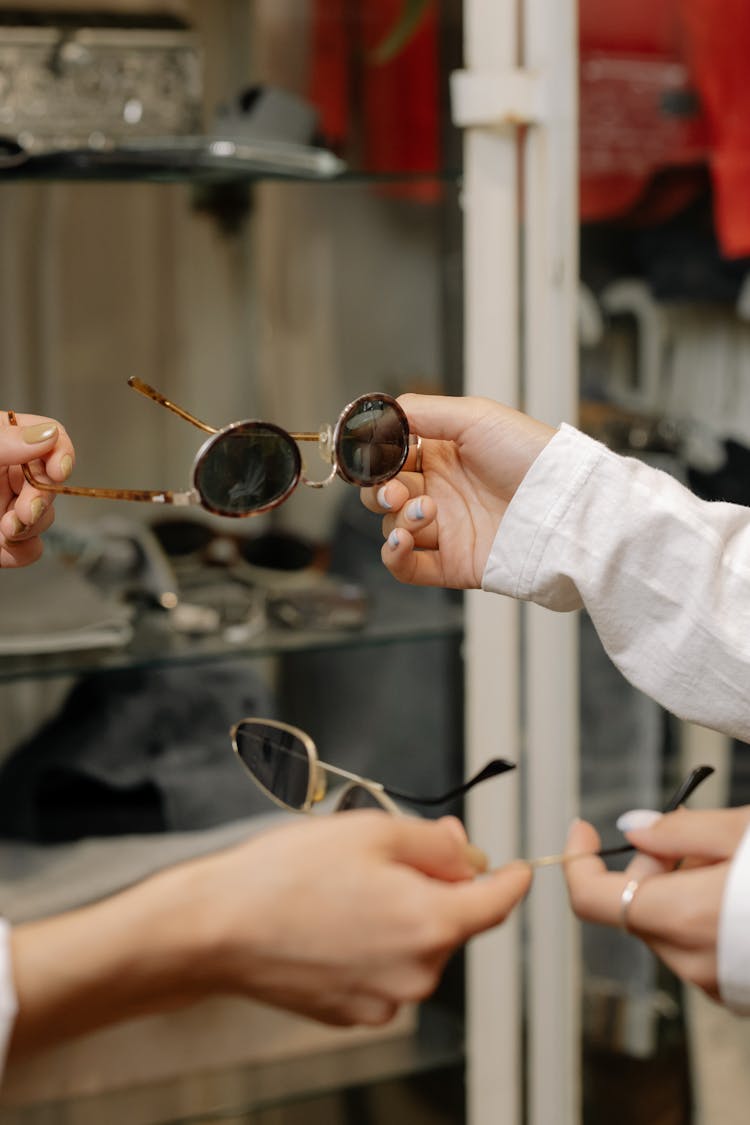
[7,862,213,1059]
[484,424,750,740]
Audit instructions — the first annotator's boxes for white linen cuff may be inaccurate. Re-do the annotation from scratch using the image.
[719,823,750,1014]
[0,917,18,1075]
[481,422,603,610]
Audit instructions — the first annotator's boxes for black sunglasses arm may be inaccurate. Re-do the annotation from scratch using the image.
[596,764,715,860]
[383,757,516,807]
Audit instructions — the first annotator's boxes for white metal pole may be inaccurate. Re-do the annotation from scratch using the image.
[521,2,581,1124]
[459,3,523,1124]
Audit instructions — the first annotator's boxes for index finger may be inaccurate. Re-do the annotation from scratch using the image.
[1,411,74,482]
[443,862,533,943]
[384,815,489,882]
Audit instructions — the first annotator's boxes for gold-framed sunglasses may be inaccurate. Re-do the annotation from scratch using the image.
[9,378,419,518]
[230,717,517,815]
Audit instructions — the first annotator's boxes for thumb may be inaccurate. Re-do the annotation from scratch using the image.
[446,862,533,942]
[0,420,59,466]
[397,393,482,444]
[622,806,750,863]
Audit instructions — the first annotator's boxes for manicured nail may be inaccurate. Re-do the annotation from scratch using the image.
[388,529,400,549]
[377,485,392,510]
[60,454,72,480]
[29,498,45,523]
[21,422,57,444]
[616,809,662,832]
[406,498,424,521]
[9,515,27,538]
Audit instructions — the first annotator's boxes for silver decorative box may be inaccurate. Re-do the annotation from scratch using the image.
[0,22,203,151]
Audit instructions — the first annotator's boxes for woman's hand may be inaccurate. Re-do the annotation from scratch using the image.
[359,394,554,589]
[0,411,75,567]
[9,812,532,1056]
[564,807,750,1002]
[181,811,532,1028]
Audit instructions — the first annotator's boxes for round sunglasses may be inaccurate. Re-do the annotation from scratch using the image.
[9,378,419,518]
[230,717,517,816]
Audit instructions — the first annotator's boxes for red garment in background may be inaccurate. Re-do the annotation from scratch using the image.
[578,0,708,228]
[579,0,750,259]
[309,2,750,249]
[309,0,351,151]
[681,0,750,258]
[308,0,440,203]
[359,0,440,201]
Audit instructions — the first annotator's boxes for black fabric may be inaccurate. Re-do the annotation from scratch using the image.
[0,660,276,842]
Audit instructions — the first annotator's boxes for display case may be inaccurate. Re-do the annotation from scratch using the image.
[0,2,477,1123]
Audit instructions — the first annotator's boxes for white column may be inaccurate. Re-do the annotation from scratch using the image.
[460,3,523,1124]
[521,2,581,1124]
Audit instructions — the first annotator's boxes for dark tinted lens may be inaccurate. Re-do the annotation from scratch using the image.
[336,783,390,812]
[336,396,409,486]
[234,721,311,809]
[194,423,300,517]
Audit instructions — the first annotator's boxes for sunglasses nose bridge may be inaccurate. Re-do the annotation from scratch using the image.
[317,423,334,465]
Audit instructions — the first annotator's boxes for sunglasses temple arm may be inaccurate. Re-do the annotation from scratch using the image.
[662,764,715,811]
[531,764,717,868]
[384,758,517,807]
[16,460,196,505]
[319,761,383,789]
[127,377,217,434]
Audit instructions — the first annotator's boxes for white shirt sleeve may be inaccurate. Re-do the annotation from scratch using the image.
[0,918,18,1074]
[483,422,750,1012]
[483,422,750,742]
[719,823,750,1014]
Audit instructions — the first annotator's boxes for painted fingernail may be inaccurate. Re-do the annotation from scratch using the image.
[406,498,424,521]
[616,809,662,832]
[377,485,392,510]
[9,515,27,538]
[21,422,58,445]
[60,454,72,480]
[388,529,400,550]
[29,498,45,523]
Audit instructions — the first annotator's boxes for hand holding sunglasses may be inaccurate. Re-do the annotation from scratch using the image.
[9,379,421,517]
[230,717,516,816]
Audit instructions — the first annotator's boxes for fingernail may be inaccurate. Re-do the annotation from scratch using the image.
[9,515,27,538]
[21,422,58,445]
[29,498,45,523]
[388,530,400,550]
[616,809,662,832]
[377,485,392,510]
[406,498,424,521]
[60,454,72,480]
[466,844,489,874]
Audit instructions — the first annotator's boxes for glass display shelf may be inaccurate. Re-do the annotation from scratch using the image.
[0,138,461,186]
[1,1003,463,1125]
[0,594,463,684]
